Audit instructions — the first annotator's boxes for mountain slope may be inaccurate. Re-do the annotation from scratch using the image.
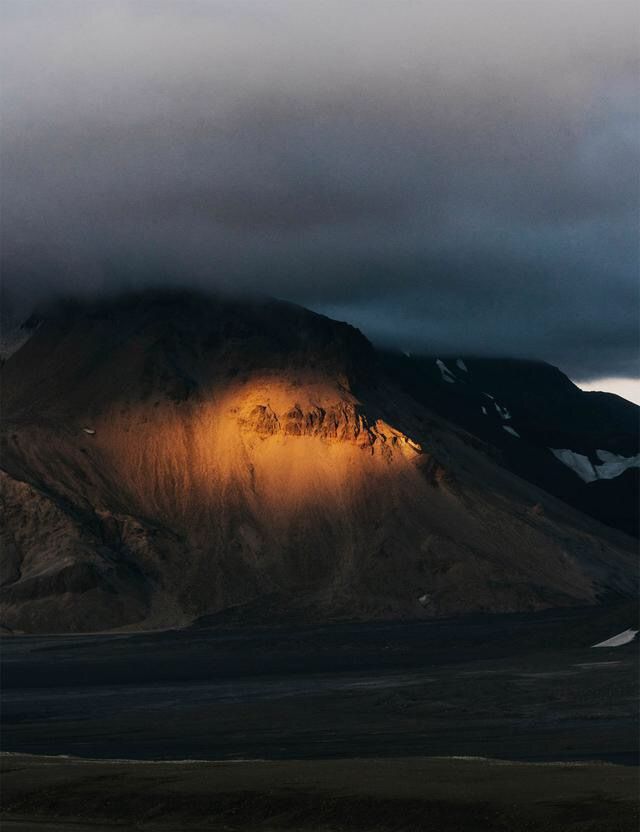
[0,291,637,633]
[383,353,639,537]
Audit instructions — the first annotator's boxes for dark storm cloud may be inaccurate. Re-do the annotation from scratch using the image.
[1,0,638,380]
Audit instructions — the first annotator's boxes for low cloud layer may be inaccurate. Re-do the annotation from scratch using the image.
[1,0,638,379]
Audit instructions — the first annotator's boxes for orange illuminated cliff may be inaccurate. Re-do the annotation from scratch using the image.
[0,291,636,632]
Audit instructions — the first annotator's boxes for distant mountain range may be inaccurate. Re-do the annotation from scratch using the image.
[380,352,639,537]
[1,290,637,633]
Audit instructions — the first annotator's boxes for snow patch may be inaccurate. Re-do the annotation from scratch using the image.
[456,358,468,372]
[550,449,597,482]
[494,402,511,420]
[551,448,639,483]
[481,406,487,416]
[592,629,638,648]
[502,426,520,438]
[593,449,640,480]
[435,359,456,384]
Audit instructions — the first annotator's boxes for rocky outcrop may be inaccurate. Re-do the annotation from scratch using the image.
[0,472,154,632]
[240,401,422,458]
[0,291,636,633]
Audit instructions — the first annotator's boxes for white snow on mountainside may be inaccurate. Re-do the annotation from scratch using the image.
[592,629,638,648]
[551,449,640,483]
[494,402,511,420]
[436,359,457,383]
[595,449,640,479]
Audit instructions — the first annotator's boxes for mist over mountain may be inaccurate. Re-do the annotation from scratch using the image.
[1,1,638,382]
[1,9,638,830]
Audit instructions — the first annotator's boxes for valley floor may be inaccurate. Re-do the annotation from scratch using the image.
[1,604,638,829]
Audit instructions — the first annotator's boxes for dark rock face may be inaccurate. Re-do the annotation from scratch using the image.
[382,352,639,537]
[0,291,637,633]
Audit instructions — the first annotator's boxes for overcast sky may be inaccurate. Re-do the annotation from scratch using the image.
[1,1,638,396]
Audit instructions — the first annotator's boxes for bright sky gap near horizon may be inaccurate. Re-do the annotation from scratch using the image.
[578,377,640,407]
[1,0,638,401]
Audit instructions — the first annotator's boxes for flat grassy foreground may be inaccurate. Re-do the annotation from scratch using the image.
[1,753,638,831]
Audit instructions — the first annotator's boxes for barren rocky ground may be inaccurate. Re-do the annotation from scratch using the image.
[1,603,638,829]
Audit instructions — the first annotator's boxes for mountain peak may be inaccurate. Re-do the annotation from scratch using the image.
[0,292,637,633]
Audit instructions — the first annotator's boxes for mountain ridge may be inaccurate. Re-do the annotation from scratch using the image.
[0,290,637,633]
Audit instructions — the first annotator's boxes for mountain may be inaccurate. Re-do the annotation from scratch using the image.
[381,353,640,537]
[0,290,637,633]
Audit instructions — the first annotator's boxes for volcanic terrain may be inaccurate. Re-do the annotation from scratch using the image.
[0,291,637,633]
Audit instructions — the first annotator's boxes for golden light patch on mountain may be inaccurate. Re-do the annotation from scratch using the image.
[0,292,636,633]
